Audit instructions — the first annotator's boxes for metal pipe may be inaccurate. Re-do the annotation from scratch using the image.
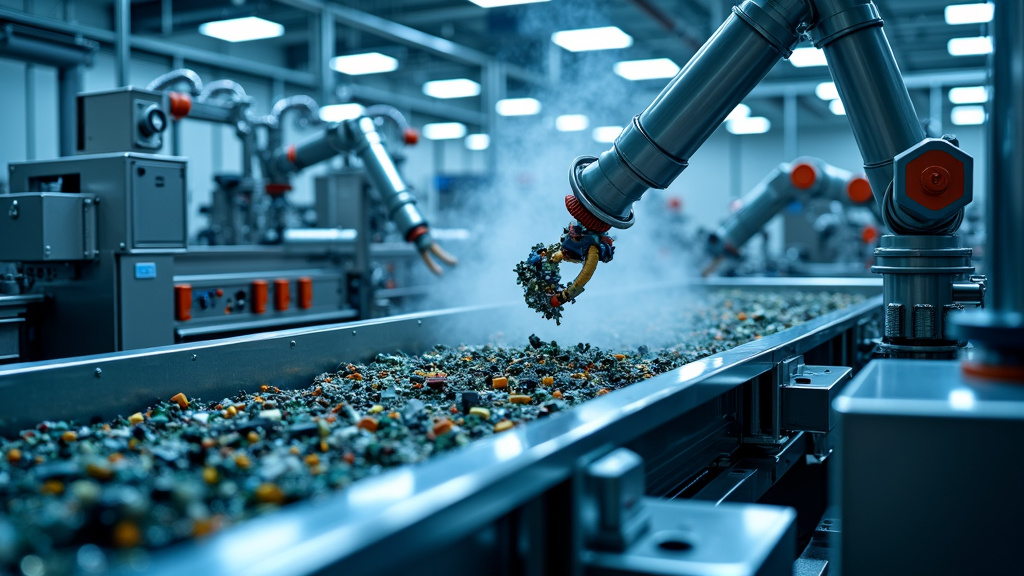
[199,79,248,102]
[146,69,203,95]
[0,26,96,68]
[988,0,1024,314]
[115,0,130,86]
[57,65,82,157]
[810,0,924,208]
[570,0,811,229]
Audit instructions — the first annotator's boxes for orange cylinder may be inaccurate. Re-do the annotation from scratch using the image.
[251,280,268,314]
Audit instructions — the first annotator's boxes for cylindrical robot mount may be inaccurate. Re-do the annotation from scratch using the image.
[871,235,983,358]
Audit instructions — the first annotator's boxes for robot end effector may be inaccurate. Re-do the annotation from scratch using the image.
[267,116,457,275]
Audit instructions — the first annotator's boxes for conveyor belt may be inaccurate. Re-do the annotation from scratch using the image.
[0,278,882,576]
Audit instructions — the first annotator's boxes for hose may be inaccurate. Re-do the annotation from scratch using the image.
[147,69,203,95]
[551,245,600,306]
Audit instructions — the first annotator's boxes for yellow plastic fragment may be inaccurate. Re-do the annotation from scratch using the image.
[509,394,532,405]
[541,376,554,386]
[493,420,514,433]
[128,413,144,425]
[203,466,219,484]
[492,376,508,389]
[469,407,491,420]
[368,405,385,414]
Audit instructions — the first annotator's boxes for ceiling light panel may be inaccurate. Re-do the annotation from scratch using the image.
[422,122,467,140]
[496,98,541,116]
[829,99,846,115]
[725,104,751,121]
[947,36,992,56]
[726,116,771,135]
[556,114,589,132]
[788,47,828,67]
[949,86,988,104]
[613,58,680,81]
[945,3,994,25]
[423,78,481,99]
[465,134,491,150]
[815,82,839,101]
[951,105,985,125]
[198,17,284,43]
[330,52,399,75]
[551,27,633,52]
[593,126,623,143]
[319,104,365,123]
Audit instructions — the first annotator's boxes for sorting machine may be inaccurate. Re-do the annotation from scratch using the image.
[0,75,455,362]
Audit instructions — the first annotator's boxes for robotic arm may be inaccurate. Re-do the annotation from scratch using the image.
[536,0,982,352]
[267,116,457,275]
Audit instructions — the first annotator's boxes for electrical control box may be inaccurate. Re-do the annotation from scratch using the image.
[77,87,168,154]
[0,192,97,261]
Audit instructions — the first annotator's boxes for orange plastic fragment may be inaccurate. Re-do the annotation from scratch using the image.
[171,392,189,410]
[492,376,508,389]
[357,416,378,433]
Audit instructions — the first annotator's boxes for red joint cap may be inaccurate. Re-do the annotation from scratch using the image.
[174,284,192,321]
[406,225,429,243]
[286,144,298,164]
[790,163,818,190]
[861,225,879,245]
[403,128,419,146]
[847,176,873,203]
[265,183,292,197]
[565,195,611,232]
[168,92,192,120]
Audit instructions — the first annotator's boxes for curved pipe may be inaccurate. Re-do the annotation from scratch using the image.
[363,105,412,135]
[200,79,248,102]
[269,95,320,127]
[551,246,600,306]
[146,69,203,95]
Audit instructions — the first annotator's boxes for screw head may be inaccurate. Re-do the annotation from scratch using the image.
[920,165,950,195]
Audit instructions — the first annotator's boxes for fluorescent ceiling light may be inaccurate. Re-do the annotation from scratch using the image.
[592,126,623,143]
[829,99,846,115]
[422,122,467,140]
[469,0,548,6]
[551,26,633,52]
[613,58,679,81]
[330,52,399,75]
[422,78,481,99]
[789,47,828,67]
[726,116,771,135]
[948,36,992,56]
[556,114,589,132]
[496,97,541,116]
[815,82,839,101]
[198,16,284,43]
[945,2,994,25]
[465,134,491,151]
[951,105,985,125]
[949,85,988,104]
[725,103,751,121]
[319,103,365,123]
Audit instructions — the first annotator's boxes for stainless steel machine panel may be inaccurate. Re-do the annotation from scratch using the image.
[118,255,174,350]
[9,153,187,253]
[0,192,96,261]
[835,359,1024,575]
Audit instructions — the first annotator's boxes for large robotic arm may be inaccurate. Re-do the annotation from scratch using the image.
[535,0,980,352]
[267,116,457,275]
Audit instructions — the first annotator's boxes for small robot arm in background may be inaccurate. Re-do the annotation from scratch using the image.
[267,115,457,275]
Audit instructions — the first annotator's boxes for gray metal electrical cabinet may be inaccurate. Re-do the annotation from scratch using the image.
[77,88,167,154]
[8,153,188,253]
[0,193,97,261]
[118,255,174,350]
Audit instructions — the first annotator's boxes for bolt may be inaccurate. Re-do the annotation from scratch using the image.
[192,354,198,361]
[8,201,18,219]
[94,367,102,377]
[920,165,950,195]
[290,340,296,348]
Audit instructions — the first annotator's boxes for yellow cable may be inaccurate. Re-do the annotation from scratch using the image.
[553,245,600,305]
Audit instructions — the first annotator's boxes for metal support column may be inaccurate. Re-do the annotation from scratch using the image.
[952,0,1024,376]
[115,0,130,86]
[783,90,798,159]
[320,11,336,106]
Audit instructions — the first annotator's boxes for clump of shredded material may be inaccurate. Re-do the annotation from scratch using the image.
[514,243,566,323]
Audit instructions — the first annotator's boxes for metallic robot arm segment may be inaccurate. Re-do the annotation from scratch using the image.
[570,0,812,229]
[269,118,457,275]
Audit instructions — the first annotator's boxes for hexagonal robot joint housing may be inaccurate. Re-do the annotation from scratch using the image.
[893,138,973,222]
